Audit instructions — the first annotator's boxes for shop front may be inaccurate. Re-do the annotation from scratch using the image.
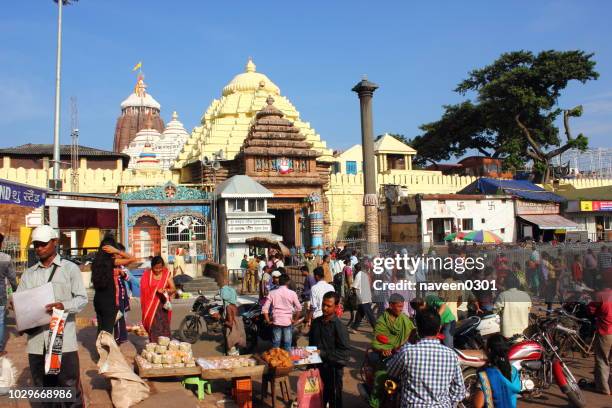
[515,200,580,242]
[564,200,612,242]
[121,182,213,277]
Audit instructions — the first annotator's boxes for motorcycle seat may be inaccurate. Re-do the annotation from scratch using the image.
[454,349,487,367]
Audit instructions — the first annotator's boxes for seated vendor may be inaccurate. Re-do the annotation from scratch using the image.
[372,293,414,356]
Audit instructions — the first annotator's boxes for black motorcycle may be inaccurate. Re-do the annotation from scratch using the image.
[177,292,224,344]
[241,302,304,353]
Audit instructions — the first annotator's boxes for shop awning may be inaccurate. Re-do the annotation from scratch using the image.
[518,214,579,230]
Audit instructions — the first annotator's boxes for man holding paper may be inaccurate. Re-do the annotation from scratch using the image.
[15,225,87,407]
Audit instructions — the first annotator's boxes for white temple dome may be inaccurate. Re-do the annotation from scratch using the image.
[161,111,189,140]
[222,58,280,97]
[120,75,161,110]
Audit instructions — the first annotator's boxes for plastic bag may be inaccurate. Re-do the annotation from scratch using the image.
[297,368,323,408]
[0,356,17,394]
[96,331,149,407]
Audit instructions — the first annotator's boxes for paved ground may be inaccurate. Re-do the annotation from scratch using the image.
[1,294,609,407]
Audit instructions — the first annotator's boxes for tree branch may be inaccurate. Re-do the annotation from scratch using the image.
[476,146,492,156]
[526,149,541,161]
[563,109,574,143]
[545,143,574,160]
[515,114,544,158]
[544,109,578,159]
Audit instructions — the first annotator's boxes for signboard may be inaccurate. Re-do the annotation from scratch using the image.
[515,201,559,215]
[227,225,271,233]
[227,219,270,226]
[0,179,46,208]
[580,201,612,212]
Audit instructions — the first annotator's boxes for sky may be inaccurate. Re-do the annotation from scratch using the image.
[1,0,612,157]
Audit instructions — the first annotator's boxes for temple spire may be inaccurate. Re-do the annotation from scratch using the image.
[246,57,256,73]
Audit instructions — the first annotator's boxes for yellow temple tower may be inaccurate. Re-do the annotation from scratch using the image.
[175,58,333,172]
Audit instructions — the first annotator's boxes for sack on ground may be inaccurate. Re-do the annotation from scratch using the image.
[96,331,149,407]
[0,356,17,394]
[297,368,323,408]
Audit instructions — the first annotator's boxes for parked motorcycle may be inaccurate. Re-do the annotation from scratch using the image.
[242,302,304,353]
[457,310,586,408]
[177,292,224,344]
[358,348,401,408]
[454,312,501,350]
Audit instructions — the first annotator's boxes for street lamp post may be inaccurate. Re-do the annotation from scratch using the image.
[50,0,75,191]
[352,77,379,256]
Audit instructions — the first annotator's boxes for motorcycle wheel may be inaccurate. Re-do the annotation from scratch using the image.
[178,315,201,344]
[563,373,586,408]
[461,368,478,408]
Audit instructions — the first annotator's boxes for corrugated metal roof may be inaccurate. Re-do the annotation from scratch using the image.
[214,175,274,198]
[461,177,565,203]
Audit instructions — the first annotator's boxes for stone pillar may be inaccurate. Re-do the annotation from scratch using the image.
[352,78,379,255]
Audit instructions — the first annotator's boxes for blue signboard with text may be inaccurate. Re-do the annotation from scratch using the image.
[0,178,47,208]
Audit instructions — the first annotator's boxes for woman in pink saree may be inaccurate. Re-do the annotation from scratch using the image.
[140,256,175,342]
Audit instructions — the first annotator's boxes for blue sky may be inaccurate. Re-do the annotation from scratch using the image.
[1,0,612,155]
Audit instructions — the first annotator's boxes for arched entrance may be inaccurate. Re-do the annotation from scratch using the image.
[132,215,161,260]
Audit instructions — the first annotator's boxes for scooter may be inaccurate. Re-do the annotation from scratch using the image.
[456,311,586,408]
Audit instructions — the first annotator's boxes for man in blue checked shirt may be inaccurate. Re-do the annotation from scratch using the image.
[387,309,466,407]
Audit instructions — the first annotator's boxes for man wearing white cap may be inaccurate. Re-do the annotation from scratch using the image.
[16,225,87,407]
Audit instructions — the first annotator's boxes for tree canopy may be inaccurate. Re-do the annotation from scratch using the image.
[410,50,598,182]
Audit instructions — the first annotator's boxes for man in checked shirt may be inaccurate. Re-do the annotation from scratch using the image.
[387,309,466,407]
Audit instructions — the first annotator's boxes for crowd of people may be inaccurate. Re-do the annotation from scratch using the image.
[0,228,610,408]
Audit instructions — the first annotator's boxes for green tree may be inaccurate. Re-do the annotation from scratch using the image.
[410,50,597,182]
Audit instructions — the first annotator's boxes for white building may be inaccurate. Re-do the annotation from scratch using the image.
[215,175,281,270]
[419,194,516,246]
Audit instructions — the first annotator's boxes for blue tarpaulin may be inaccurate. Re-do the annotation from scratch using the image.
[0,178,47,207]
[460,177,566,203]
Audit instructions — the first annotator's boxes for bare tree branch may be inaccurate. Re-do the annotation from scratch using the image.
[545,143,575,160]
[526,148,541,161]
[476,146,492,156]
[515,114,544,157]
[563,109,574,142]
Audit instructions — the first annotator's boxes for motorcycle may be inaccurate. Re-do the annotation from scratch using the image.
[177,292,224,344]
[454,312,501,350]
[456,310,586,408]
[358,348,401,408]
[242,302,304,353]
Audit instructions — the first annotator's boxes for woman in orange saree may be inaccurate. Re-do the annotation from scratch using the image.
[140,256,176,342]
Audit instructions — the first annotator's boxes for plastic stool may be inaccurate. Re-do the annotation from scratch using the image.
[182,376,211,400]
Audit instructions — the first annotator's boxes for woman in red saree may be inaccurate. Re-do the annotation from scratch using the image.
[140,256,176,342]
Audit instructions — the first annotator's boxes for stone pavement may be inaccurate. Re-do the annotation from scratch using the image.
[1,298,609,408]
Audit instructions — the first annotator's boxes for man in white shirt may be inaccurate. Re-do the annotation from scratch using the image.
[494,274,532,339]
[257,255,266,281]
[307,266,335,325]
[274,253,285,269]
[350,251,358,268]
[349,264,376,333]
